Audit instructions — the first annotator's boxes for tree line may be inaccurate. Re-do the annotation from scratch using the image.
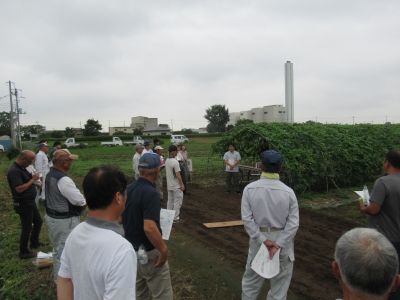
[0,113,104,139]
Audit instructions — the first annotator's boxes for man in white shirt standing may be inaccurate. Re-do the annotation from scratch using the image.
[133,144,144,180]
[223,142,241,195]
[58,165,137,300]
[166,145,185,223]
[241,150,299,300]
[45,149,87,283]
[142,140,153,154]
[35,143,50,201]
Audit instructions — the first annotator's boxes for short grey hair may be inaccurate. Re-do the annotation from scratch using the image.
[335,228,398,297]
[138,167,157,176]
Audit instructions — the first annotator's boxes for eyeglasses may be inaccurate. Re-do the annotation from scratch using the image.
[24,157,35,164]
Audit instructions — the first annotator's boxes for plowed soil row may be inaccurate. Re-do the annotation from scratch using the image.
[162,183,361,300]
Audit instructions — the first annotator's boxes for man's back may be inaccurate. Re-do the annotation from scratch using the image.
[368,174,400,242]
[165,158,181,190]
[59,221,136,299]
[122,179,161,250]
[243,177,296,225]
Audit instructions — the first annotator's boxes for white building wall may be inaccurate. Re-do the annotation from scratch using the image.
[240,110,252,120]
[228,105,286,125]
[227,112,241,126]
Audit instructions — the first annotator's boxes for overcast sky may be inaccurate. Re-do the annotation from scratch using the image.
[1,0,399,132]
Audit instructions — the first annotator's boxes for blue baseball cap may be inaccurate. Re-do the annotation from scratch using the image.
[139,153,161,169]
[261,150,282,168]
[144,140,152,146]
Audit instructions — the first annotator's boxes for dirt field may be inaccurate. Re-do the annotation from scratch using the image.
[163,183,363,300]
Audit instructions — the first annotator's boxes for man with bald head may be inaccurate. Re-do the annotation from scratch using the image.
[7,150,45,259]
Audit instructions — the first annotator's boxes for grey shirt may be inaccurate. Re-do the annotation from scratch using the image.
[223,150,241,172]
[368,173,400,242]
[241,176,299,248]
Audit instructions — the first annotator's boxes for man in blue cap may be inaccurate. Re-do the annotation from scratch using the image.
[122,153,173,299]
[142,140,153,155]
[241,150,299,300]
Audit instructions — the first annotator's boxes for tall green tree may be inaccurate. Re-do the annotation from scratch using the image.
[204,104,230,133]
[51,130,64,138]
[64,127,76,137]
[0,111,11,136]
[20,124,46,139]
[83,119,102,136]
[159,124,170,128]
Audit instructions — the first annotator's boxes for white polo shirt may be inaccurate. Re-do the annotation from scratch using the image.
[59,215,137,300]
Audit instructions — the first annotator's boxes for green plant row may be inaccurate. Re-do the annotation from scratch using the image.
[212,122,400,193]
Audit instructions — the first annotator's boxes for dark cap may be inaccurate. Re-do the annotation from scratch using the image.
[138,153,161,169]
[144,140,152,146]
[261,150,282,168]
[168,145,177,152]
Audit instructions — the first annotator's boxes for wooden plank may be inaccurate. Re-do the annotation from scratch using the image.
[203,220,243,228]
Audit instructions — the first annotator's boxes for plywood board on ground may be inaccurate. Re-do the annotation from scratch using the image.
[203,220,243,228]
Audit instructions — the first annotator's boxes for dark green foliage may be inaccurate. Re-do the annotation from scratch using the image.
[50,130,64,138]
[6,145,20,160]
[235,118,254,127]
[112,131,129,136]
[204,104,230,133]
[226,124,234,131]
[64,127,76,137]
[133,126,144,135]
[213,123,400,193]
[21,124,46,139]
[0,111,11,136]
[83,119,102,136]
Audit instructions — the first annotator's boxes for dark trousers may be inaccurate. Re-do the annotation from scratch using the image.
[226,171,239,192]
[389,241,400,300]
[179,161,189,194]
[14,200,43,254]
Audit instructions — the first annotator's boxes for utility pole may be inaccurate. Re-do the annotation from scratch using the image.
[14,88,22,150]
[8,81,16,146]
[171,119,173,131]
[315,117,317,122]
[352,116,355,125]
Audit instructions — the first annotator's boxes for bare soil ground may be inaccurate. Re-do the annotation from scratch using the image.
[163,183,364,300]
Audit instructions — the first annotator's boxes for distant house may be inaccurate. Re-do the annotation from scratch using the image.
[142,126,171,136]
[192,127,207,134]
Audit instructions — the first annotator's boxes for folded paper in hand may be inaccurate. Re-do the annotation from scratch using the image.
[251,244,281,279]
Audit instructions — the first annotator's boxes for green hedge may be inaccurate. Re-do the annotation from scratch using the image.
[213,122,400,193]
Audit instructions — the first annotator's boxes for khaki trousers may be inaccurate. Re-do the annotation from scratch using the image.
[242,231,295,300]
[136,248,173,300]
[45,215,80,283]
[156,170,163,200]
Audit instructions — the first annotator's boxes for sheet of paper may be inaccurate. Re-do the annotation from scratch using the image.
[354,191,370,205]
[160,209,175,240]
[251,244,281,279]
[37,251,52,259]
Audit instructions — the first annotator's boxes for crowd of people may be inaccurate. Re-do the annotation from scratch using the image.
[6,137,400,300]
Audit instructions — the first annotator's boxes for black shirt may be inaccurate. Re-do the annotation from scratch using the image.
[122,178,162,251]
[7,162,37,200]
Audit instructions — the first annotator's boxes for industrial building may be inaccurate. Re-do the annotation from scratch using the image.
[109,116,158,135]
[227,105,286,126]
[227,61,294,126]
